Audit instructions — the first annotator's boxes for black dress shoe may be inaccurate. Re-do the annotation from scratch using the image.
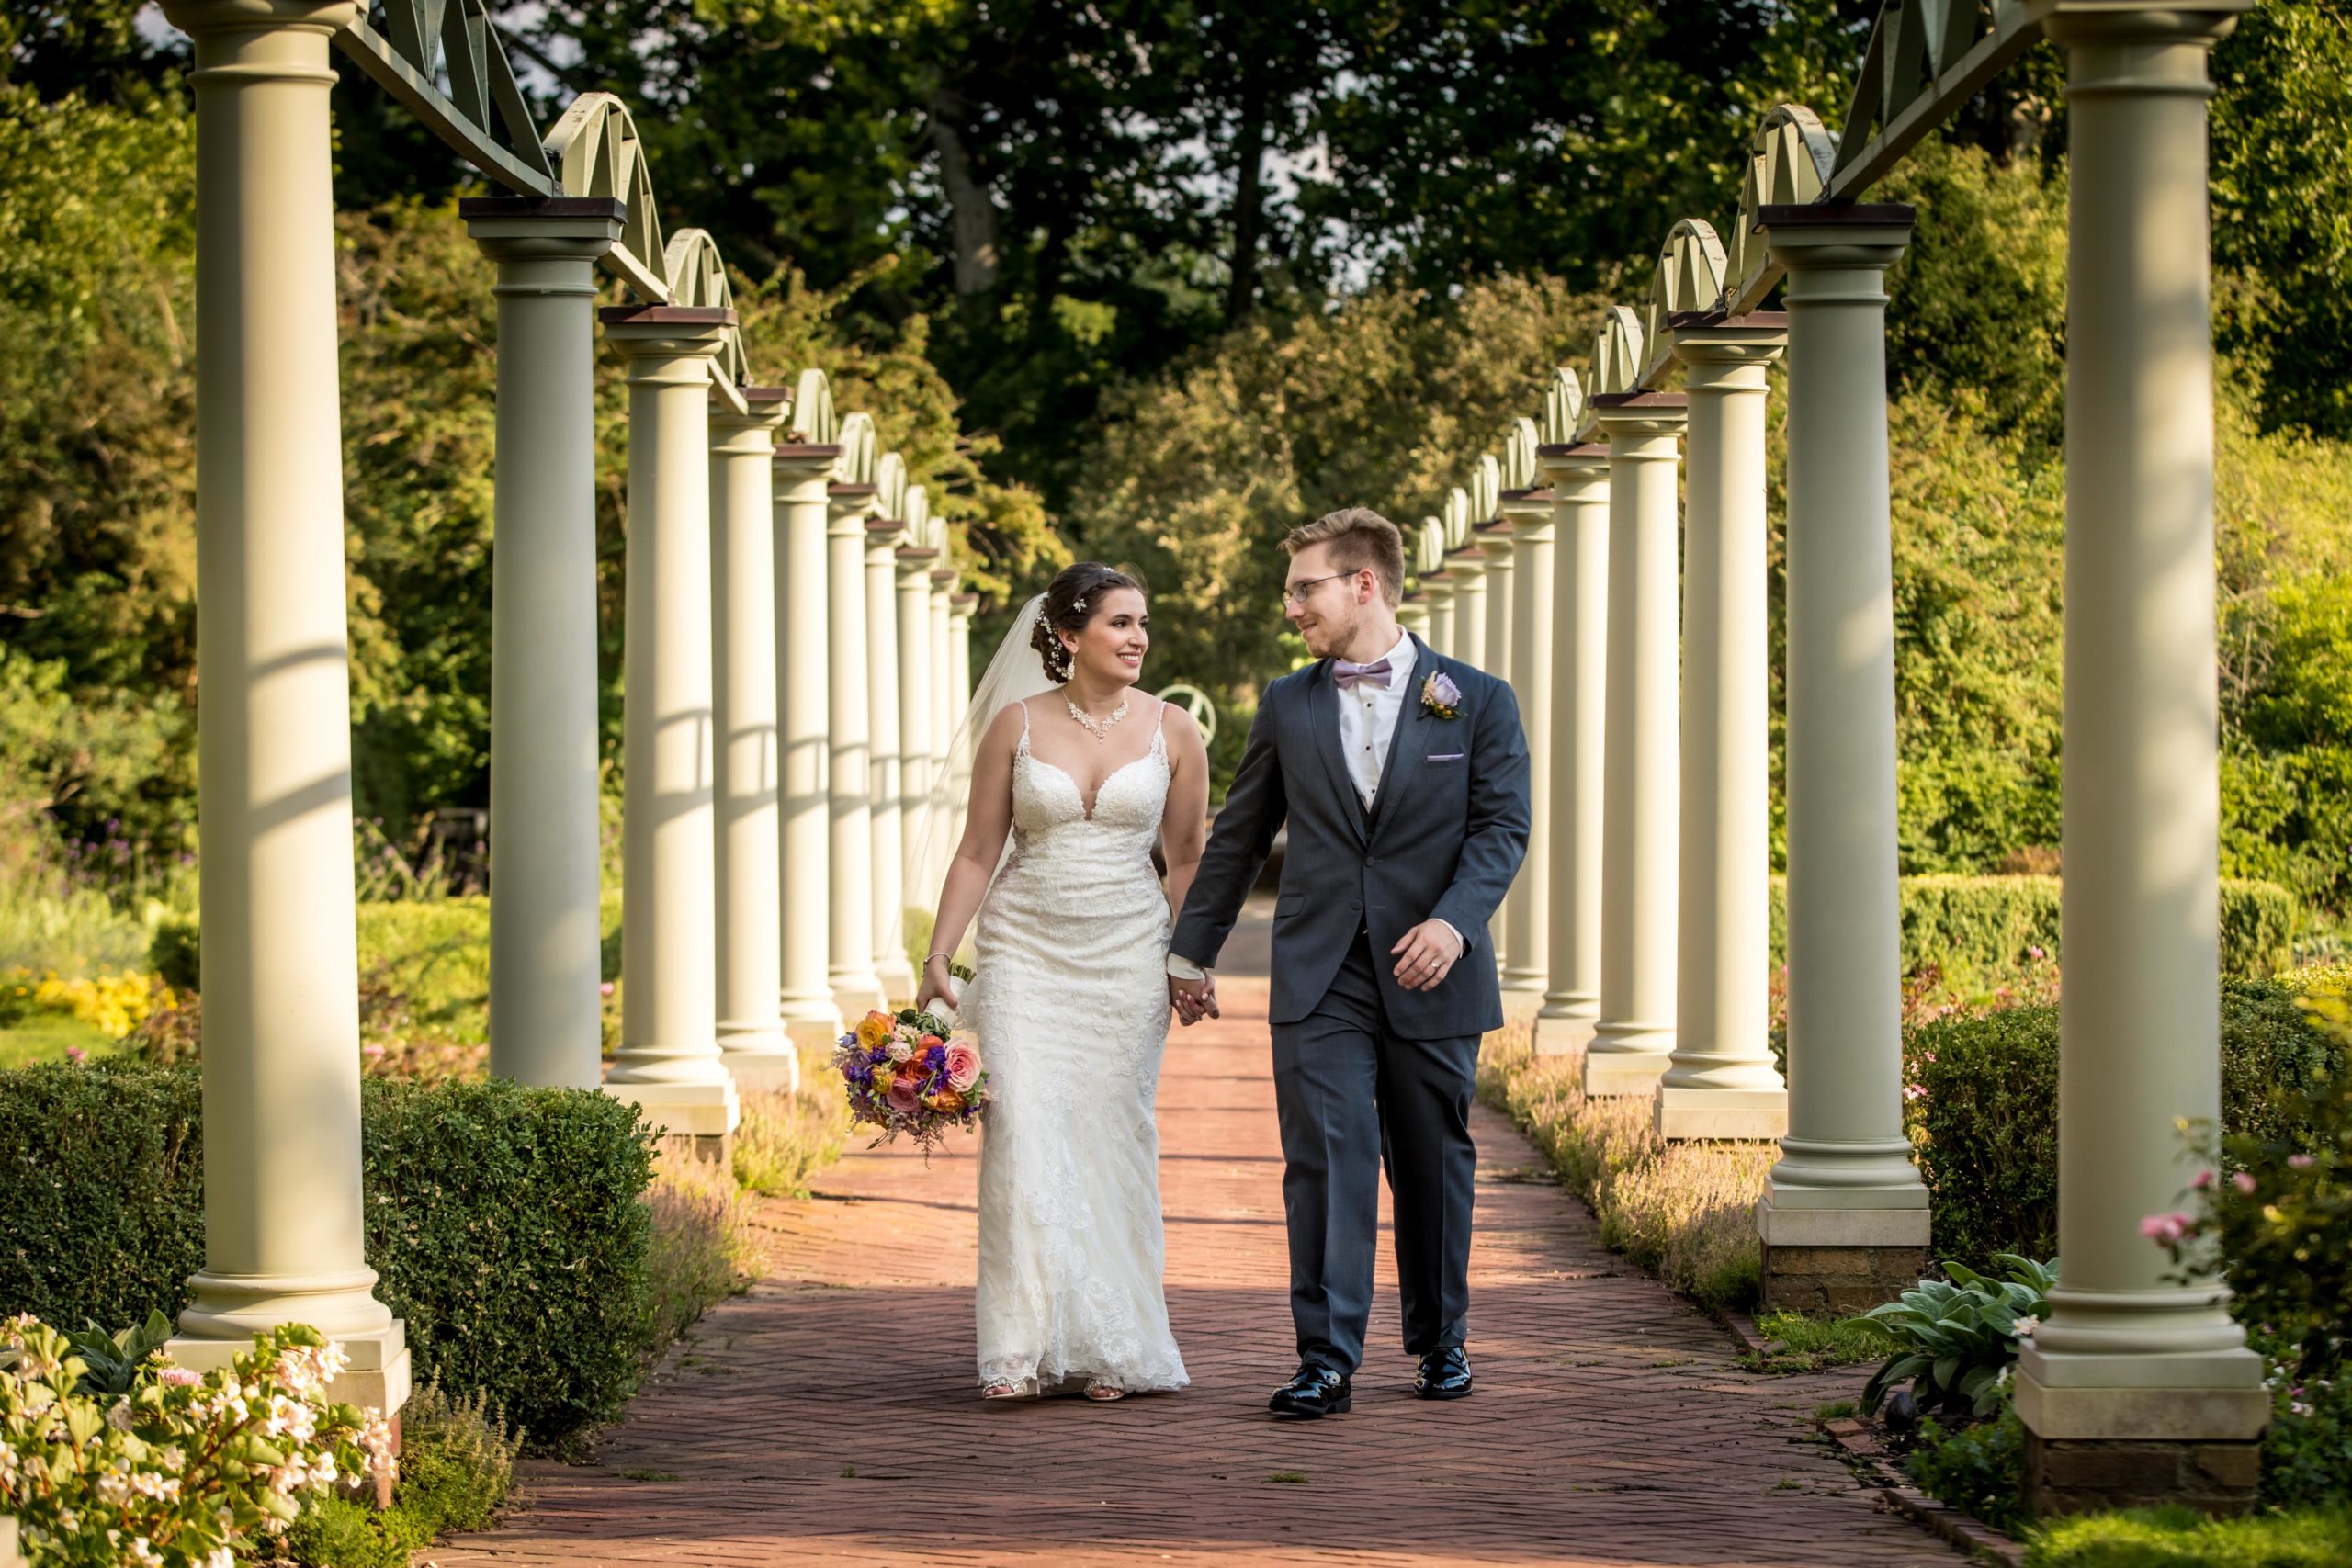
[1268,1363,1352,1418]
[1414,1347,1473,1400]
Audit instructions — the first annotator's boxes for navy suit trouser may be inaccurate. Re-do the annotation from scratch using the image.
[1269,931,1481,1377]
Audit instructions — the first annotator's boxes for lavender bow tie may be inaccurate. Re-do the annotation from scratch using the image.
[1332,658,1393,690]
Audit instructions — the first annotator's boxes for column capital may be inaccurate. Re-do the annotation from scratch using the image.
[1759,205,1915,275]
[163,0,355,44]
[599,307,730,381]
[2032,1,2246,55]
[1538,441,1611,491]
[1443,546,1487,577]
[1591,391,1688,445]
[865,517,907,559]
[1501,491,1555,537]
[930,567,960,592]
[461,196,627,267]
[1668,311,1788,388]
[709,386,787,448]
[828,483,878,533]
[895,546,939,582]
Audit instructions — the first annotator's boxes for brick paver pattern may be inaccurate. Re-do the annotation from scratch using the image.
[439,976,1955,1567]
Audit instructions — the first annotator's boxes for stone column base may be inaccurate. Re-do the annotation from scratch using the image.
[2022,1431,2262,1518]
[876,957,919,1007]
[605,1077,740,1168]
[1583,1048,1670,1097]
[1532,1012,1596,1057]
[1500,986,1548,1023]
[718,1022,803,1096]
[1655,1084,1786,1142]
[1756,1198,1930,1314]
[169,1320,413,1420]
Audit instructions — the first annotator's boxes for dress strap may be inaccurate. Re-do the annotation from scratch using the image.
[1016,697,1033,752]
[1151,696,1170,756]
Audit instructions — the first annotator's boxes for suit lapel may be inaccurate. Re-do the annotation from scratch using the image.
[1368,637,1441,848]
[1309,662,1371,845]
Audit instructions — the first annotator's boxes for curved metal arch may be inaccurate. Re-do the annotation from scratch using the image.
[875,452,910,531]
[336,0,555,197]
[660,229,748,412]
[1442,487,1473,551]
[1724,104,1839,311]
[1417,518,1447,577]
[832,412,880,486]
[1540,367,1586,447]
[1155,683,1218,744]
[1592,305,1646,399]
[1643,218,1731,364]
[789,368,839,446]
[1469,454,1502,525]
[1501,417,1541,491]
[542,94,670,302]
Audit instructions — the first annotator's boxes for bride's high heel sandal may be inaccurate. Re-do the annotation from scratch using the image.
[981,1377,1037,1401]
[1084,1381,1126,1403]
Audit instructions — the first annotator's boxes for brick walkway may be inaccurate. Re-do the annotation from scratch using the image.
[438,976,1953,1567]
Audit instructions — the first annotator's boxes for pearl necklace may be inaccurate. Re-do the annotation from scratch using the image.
[1065,693,1129,741]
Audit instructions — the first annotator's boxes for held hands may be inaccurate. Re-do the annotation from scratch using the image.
[914,955,962,1017]
[1169,972,1219,1026]
[1391,919,1464,992]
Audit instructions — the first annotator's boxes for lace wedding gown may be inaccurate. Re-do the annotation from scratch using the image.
[961,701,1190,1394]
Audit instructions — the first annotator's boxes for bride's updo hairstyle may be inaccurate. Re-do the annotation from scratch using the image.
[1030,562,1142,682]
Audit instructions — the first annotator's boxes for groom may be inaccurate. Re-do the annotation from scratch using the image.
[1169,507,1531,1418]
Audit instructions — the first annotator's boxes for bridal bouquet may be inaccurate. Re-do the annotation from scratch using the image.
[833,1006,990,1154]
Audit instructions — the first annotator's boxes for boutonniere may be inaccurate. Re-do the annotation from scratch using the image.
[1420,671,1462,720]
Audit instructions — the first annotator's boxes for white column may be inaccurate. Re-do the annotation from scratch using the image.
[929,569,956,898]
[1446,548,1487,673]
[1499,493,1552,1000]
[1753,208,1928,1269]
[949,593,977,853]
[896,545,938,908]
[865,519,916,1001]
[601,306,741,1147]
[161,0,407,1414]
[775,446,841,1043]
[710,389,795,1092]
[463,197,620,1092]
[1535,446,1611,1053]
[2018,4,2264,1483]
[826,480,885,1016]
[1584,395,1685,1095]
[1479,524,1515,682]
[1399,594,1431,642]
[1422,578,1455,658]
[1658,319,1788,1140]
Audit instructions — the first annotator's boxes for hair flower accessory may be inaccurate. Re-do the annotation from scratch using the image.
[1421,671,1462,720]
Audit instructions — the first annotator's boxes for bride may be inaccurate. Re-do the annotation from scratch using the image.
[914,562,1208,1401]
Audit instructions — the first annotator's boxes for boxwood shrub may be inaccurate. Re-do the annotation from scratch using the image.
[1907,976,2347,1269]
[0,1062,656,1443]
[1765,874,2298,980]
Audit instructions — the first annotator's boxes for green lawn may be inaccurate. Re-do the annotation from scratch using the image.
[0,1013,118,1070]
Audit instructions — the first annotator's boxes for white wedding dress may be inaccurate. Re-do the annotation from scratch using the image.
[960,699,1190,1394]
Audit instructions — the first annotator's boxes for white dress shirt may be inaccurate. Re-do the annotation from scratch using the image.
[1336,628,1417,812]
[1167,628,1455,980]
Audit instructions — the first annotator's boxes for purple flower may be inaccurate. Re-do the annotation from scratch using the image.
[1430,672,1461,706]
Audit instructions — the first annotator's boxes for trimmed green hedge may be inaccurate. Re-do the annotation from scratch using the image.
[151,890,626,1044]
[1765,874,2298,980]
[0,1062,655,1443]
[1908,977,2348,1269]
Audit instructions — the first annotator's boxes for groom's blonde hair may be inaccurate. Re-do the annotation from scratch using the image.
[1285,507,1405,608]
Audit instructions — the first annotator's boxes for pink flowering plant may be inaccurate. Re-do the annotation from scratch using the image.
[832,1006,990,1156]
[0,1314,394,1567]
[2147,1069,2352,1383]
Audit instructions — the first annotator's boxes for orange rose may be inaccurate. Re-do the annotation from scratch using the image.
[871,1066,897,1095]
[856,1010,895,1049]
[930,1089,967,1113]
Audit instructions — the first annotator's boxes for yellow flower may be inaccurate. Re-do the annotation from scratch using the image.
[855,1010,895,1049]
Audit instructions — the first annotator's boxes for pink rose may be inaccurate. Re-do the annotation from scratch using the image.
[2233,1170,2258,1195]
[887,1077,922,1115]
[944,1039,982,1093]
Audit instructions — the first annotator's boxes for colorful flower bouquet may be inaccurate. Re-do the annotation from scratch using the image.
[832,1007,989,1155]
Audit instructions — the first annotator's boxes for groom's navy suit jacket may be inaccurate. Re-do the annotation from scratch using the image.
[1171,635,1532,1040]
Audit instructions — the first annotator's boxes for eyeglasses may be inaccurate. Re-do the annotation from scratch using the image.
[1281,571,1356,608]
